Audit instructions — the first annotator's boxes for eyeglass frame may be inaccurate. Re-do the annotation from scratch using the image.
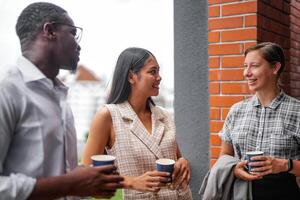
[50,21,83,43]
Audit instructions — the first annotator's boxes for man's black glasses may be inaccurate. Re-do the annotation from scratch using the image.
[51,22,83,43]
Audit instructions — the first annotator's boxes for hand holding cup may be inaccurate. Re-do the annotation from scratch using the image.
[91,155,116,174]
[245,151,264,174]
[156,158,175,183]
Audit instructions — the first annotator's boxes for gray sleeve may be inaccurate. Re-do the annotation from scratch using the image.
[0,174,36,200]
[0,87,36,200]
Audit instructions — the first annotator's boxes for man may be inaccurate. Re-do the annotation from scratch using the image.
[0,2,123,199]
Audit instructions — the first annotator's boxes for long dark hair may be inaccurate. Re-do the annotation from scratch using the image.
[107,47,155,107]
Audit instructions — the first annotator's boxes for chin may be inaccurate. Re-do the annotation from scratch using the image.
[248,86,255,91]
[249,85,262,93]
[152,92,159,96]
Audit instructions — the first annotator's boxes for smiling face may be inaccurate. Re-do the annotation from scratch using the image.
[243,50,279,93]
[130,55,161,97]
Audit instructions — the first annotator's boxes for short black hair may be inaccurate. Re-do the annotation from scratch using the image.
[107,47,155,107]
[16,2,67,50]
[244,42,286,76]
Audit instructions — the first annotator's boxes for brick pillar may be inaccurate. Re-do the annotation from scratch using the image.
[289,0,300,187]
[257,0,291,95]
[208,0,300,170]
[289,0,300,98]
[208,0,257,166]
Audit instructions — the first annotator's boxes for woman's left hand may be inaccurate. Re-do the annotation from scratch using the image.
[249,156,286,176]
[172,157,191,189]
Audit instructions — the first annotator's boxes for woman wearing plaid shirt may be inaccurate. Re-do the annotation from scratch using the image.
[219,42,300,199]
[81,47,192,199]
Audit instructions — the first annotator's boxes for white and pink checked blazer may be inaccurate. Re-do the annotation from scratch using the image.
[105,101,192,200]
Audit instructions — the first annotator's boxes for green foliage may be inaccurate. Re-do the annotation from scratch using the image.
[92,189,123,200]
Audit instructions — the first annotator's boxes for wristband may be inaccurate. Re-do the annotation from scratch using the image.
[287,159,293,172]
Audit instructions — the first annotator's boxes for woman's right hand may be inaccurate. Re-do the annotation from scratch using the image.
[233,160,263,181]
[125,171,170,192]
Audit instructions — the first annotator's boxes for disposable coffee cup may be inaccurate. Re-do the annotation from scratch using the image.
[91,155,116,167]
[245,151,264,173]
[156,158,175,183]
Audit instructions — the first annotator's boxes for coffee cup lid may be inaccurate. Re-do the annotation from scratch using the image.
[245,151,264,155]
[91,155,116,161]
[156,158,175,165]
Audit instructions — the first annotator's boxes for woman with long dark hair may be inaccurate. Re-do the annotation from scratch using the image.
[82,47,192,199]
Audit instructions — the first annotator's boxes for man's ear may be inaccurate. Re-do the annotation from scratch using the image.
[273,62,281,75]
[42,22,56,40]
[128,70,135,84]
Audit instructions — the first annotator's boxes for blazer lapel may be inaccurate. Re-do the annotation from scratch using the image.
[119,102,164,158]
[151,106,165,146]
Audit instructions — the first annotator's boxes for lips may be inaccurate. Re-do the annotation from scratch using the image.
[153,80,161,89]
[153,85,160,89]
[247,79,257,85]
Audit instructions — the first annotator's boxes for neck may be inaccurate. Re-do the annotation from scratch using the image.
[128,95,149,115]
[22,39,60,80]
[256,86,280,107]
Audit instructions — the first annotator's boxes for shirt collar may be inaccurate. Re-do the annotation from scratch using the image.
[119,101,165,121]
[251,90,285,109]
[17,56,46,83]
[54,78,69,92]
[16,56,68,91]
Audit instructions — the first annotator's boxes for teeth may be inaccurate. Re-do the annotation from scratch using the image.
[248,80,256,84]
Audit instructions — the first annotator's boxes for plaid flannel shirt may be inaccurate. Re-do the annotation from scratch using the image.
[219,91,300,160]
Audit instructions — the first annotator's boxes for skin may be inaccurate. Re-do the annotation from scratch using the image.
[82,55,191,193]
[221,50,300,182]
[22,14,81,80]
[24,13,124,199]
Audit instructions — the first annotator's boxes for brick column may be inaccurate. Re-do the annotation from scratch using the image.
[288,0,300,98]
[208,0,257,166]
[208,0,300,168]
[257,0,291,95]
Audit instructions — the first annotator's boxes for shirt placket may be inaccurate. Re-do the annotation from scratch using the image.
[43,79,70,188]
[52,87,69,175]
[256,107,266,151]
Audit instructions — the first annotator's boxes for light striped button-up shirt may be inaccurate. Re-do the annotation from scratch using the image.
[0,56,78,200]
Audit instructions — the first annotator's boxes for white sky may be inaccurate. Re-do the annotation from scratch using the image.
[0,0,174,89]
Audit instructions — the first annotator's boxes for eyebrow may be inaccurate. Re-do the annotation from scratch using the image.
[148,66,160,69]
[243,62,261,67]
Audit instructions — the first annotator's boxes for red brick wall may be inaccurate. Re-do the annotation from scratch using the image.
[208,0,300,166]
[257,0,292,95]
[208,0,257,166]
[288,0,300,98]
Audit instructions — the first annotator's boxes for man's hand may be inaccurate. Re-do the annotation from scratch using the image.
[29,165,124,200]
[68,165,124,198]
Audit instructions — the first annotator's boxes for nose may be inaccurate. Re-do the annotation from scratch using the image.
[243,65,251,77]
[157,73,162,81]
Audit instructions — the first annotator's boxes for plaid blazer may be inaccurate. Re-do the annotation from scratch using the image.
[106,101,192,200]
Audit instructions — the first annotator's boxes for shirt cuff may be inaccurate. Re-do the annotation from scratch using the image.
[1,173,37,200]
[17,173,36,200]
